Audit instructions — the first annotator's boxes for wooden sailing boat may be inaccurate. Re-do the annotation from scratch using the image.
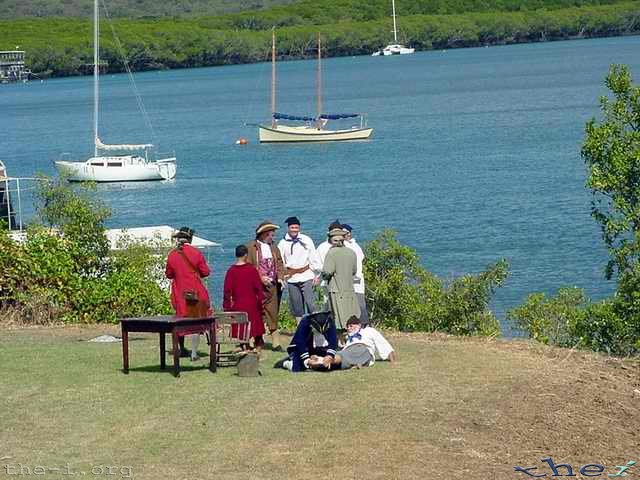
[54,0,176,182]
[258,31,373,143]
[372,0,415,56]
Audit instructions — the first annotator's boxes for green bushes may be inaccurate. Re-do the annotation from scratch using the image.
[508,288,640,355]
[507,288,587,347]
[0,178,171,325]
[508,65,640,357]
[364,229,508,336]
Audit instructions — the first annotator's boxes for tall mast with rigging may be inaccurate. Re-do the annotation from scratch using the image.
[271,27,276,128]
[392,0,398,43]
[316,32,322,130]
[93,0,99,157]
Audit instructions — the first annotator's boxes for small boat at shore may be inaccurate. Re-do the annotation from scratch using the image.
[258,31,373,143]
[54,0,176,182]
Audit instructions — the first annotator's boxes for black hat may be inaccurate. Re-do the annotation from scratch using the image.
[285,216,301,226]
[173,226,195,241]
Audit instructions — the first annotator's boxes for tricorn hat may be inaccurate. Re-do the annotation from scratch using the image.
[255,220,279,236]
[173,226,195,240]
[327,219,342,231]
[328,227,346,240]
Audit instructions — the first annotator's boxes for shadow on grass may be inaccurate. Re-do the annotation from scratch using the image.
[123,363,215,375]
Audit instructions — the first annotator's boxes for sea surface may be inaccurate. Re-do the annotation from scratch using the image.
[3,36,640,334]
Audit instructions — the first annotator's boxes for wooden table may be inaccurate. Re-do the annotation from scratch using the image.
[120,315,216,377]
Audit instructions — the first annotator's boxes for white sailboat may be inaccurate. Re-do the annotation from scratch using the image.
[54,0,176,182]
[372,0,415,56]
[258,31,373,143]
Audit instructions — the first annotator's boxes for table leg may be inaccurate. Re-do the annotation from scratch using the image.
[160,333,166,370]
[209,320,216,373]
[172,330,180,377]
[122,328,129,374]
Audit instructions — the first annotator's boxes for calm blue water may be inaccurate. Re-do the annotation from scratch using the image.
[3,36,639,333]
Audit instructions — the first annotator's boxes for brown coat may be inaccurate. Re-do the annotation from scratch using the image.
[245,239,285,331]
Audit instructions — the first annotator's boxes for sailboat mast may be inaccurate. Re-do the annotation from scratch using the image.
[93,0,100,157]
[271,27,276,128]
[392,0,398,43]
[316,32,322,129]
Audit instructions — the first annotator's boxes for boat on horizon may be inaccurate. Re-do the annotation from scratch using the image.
[372,0,415,56]
[54,0,176,182]
[258,31,373,143]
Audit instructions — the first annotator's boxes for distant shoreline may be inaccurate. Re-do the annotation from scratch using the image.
[28,32,640,81]
[1,2,638,79]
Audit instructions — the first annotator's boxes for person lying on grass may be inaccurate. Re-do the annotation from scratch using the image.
[276,316,396,372]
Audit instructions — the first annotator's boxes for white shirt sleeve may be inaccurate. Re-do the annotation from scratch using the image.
[307,237,322,274]
[365,327,394,360]
[317,241,329,267]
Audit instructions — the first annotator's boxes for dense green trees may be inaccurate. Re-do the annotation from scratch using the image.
[0,1,638,77]
[0,0,295,20]
[511,65,640,356]
[583,65,640,282]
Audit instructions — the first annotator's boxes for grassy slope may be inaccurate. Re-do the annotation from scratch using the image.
[1,325,638,479]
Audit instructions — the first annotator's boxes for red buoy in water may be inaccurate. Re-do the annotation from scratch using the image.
[236,138,248,145]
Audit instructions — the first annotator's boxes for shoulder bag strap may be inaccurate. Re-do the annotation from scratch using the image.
[176,248,206,288]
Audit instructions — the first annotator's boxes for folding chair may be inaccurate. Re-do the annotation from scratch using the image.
[213,312,250,367]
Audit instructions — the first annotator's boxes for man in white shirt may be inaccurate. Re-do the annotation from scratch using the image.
[343,223,369,326]
[277,216,321,324]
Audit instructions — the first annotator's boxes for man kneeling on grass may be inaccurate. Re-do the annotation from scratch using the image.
[276,311,338,372]
[276,316,395,372]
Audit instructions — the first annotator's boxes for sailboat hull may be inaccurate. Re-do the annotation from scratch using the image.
[259,125,373,143]
[54,156,176,182]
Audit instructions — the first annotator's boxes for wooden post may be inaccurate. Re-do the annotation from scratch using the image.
[159,332,166,370]
[209,319,216,373]
[121,327,129,374]
[172,331,180,377]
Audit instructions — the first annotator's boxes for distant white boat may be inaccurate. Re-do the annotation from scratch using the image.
[372,0,415,56]
[372,44,415,56]
[54,0,176,182]
[258,31,373,143]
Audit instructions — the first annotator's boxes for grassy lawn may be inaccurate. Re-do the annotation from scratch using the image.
[1,325,639,479]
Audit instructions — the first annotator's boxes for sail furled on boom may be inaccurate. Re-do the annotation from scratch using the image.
[273,112,316,122]
[273,112,361,121]
[95,137,153,151]
[319,113,360,120]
